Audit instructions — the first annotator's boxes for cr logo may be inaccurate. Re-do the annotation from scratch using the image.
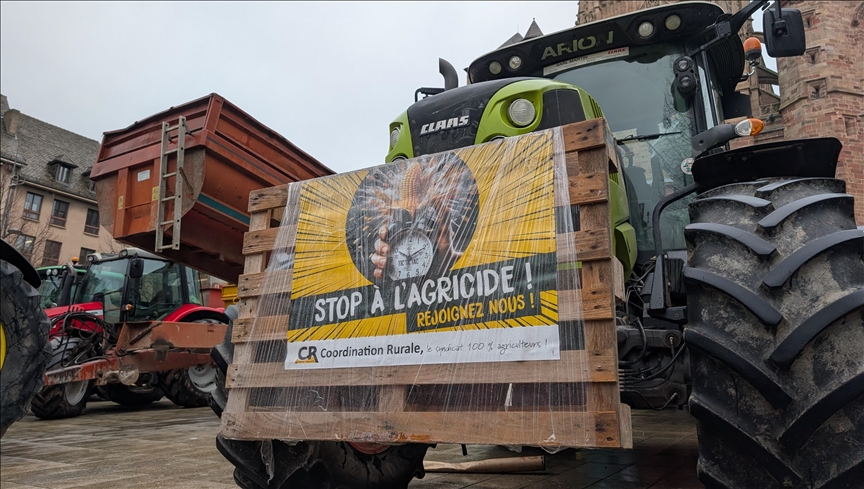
[297,346,319,363]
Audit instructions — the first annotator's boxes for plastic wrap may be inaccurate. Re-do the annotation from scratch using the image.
[228,125,625,450]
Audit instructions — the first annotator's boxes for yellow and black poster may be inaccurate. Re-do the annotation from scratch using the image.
[282,131,562,369]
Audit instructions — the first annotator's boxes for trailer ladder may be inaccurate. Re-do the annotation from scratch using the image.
[156,116,188,251]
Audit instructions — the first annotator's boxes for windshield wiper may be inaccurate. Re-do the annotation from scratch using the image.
[616,131,682,144]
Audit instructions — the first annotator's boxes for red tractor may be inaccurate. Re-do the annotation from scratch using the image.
[32,247,228,419]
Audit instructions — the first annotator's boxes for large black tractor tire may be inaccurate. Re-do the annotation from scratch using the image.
[158,319,222,408]
[684,177,864,489]
[98,379,164,406]
[158,365,216,408]
[30,337,93,420]
[210,309,429,488]
[0,261,51,437]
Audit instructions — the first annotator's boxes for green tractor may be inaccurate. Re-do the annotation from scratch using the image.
[212,2,863,487]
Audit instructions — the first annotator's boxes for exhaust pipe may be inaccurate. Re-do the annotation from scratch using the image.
[439,58,458,91]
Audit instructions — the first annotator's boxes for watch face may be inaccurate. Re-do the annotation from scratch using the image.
[387,230,434,280]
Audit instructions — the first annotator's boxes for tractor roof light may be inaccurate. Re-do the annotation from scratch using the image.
[508,56,522,70]
[665,14,682,31]
[743,37,762,62]
[638,21,655,38]
[507,99,536,127]
[735,118,765,137]
[390,127,400,149]
[489,61,502,75]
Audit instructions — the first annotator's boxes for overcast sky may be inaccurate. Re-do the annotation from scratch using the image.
[1,1,773,174]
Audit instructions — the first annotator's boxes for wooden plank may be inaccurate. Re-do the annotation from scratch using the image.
[221,410,624,447]
[236,297,259,321]
[248,184,290,212]
[233,316,283,343]
[237,269,293,298]
[583,319,618,352]
[618,403,633,449]
[561,119,607,153]
[577,201,609,231]
[559,288,612,321]
[226,350,618,387]
[586,383,621,421]
[379,386,406,413]
[613,257,626,303]
[243,227,292,255]
[564,138,618,179]
[568,172,608,205]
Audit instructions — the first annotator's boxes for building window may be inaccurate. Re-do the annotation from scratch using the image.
[55,165,71,184]
[15,234,35,258]
[50,199,69,227]
[23,192,43,220]
[79,247,95,262]
[42,240,62,266]
[88,179,96,192]
[84,209,100,235]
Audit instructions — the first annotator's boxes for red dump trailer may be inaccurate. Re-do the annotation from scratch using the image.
[90,93,333,282]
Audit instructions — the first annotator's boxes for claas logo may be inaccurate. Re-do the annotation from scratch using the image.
[296,346,319,364]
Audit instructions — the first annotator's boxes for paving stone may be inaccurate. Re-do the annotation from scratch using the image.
[0,398,702,488]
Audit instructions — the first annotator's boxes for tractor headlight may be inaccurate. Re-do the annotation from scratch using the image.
[390,127,401,149]
[507,99,536,127]
[508,56,522,70]
[665,15,681,31]
[489,61,502,75]
[638,21,655,38]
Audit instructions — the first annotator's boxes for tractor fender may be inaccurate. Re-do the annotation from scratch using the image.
[167,304,229,324]
[691,137,841,190]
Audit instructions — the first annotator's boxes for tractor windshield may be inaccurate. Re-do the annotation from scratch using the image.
[549,43,698,253]
[74,260,127,305]
[74,259,128,323]
[125,259,184,322]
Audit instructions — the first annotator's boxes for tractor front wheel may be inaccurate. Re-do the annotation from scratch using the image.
[0,260,51,436]
[685,177,864,488]
[30,337,93,420]
[159,318,223,408]
[158,365,216,408]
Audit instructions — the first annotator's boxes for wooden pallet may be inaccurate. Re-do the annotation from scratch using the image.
[221,119,631,449]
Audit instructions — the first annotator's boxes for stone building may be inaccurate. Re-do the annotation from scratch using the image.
[575,0,864,222]
[0,94,121,266]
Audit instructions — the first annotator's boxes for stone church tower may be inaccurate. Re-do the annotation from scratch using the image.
[576,1,864,222]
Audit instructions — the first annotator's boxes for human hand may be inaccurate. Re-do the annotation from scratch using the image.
[371,225,389,280]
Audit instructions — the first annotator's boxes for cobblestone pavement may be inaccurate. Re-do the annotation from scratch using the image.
[0,398,701,488]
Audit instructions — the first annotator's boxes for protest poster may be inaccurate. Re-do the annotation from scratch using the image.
[281,131,563,369]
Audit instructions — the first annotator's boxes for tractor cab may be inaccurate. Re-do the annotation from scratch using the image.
[70,248,204,324]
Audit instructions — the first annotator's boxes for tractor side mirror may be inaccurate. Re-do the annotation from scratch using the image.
[763,6,806,57]
[129,257,144,279]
